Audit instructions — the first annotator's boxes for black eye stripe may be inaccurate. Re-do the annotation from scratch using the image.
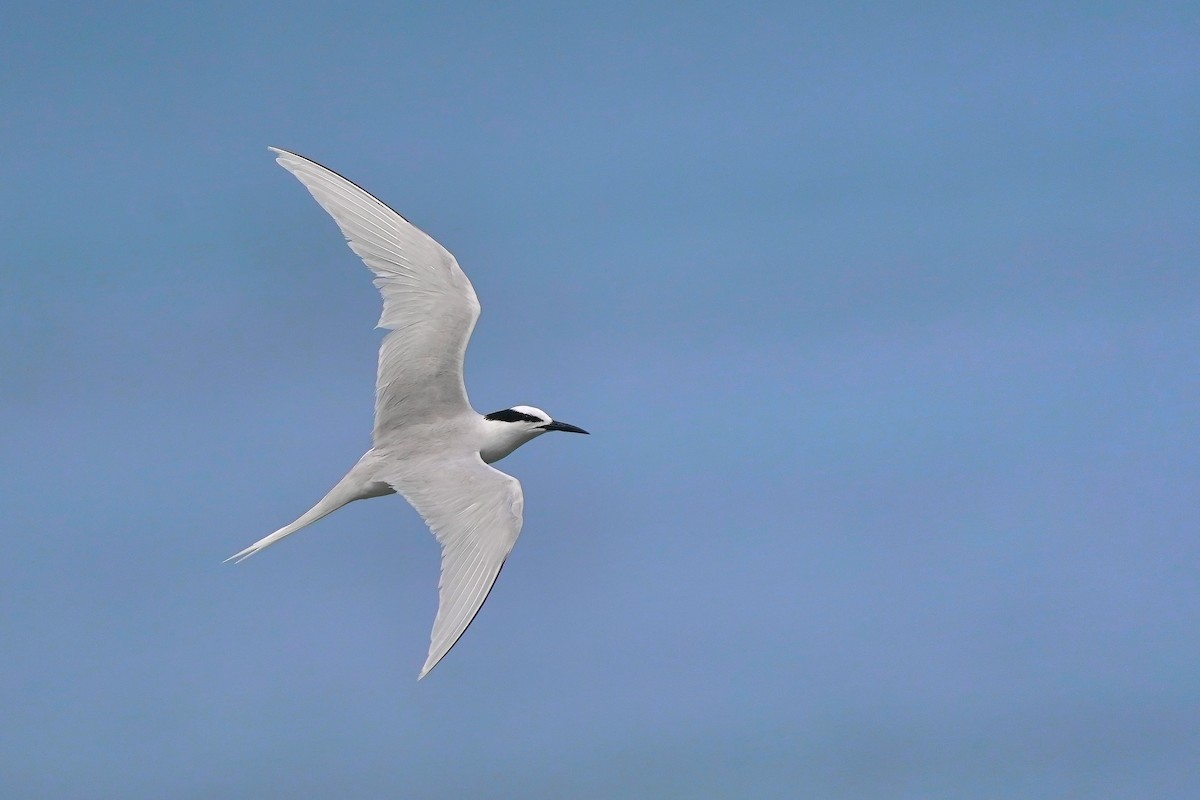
[485,409,544,423]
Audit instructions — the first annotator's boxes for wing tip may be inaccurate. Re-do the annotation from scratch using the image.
[418,643,452,680]
[268,145,301,166]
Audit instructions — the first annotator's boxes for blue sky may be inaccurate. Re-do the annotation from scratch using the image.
[2,2,1197,797]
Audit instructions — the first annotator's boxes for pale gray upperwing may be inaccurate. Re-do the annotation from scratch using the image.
[270,148,481,441]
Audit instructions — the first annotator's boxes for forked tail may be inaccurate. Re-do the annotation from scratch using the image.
[224,451,394,563]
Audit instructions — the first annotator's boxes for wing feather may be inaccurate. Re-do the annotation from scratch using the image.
[269,148,481,440]
[384,455,524,678]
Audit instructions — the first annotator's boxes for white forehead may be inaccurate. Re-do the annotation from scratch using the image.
[511,405,551,422]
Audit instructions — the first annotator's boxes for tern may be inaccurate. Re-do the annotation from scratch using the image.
[227,148,589,678]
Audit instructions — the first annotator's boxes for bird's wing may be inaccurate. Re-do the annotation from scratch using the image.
[270,148,481,440]
[384,454,525,678]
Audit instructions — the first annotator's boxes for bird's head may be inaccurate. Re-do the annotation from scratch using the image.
[484,405,589,435]
[480,405,588,463]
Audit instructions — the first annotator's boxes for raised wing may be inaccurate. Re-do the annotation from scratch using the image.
[385,455,525,678]
[270,148,481,441]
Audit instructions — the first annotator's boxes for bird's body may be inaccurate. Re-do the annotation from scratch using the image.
[228,149,587,678]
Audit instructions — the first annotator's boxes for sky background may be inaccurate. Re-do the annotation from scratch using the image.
[2,2,1198,797]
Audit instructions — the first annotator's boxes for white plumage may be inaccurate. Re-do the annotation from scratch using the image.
[228,148,588,678]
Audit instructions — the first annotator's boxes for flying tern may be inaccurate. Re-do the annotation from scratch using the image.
[228,148,589,678]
